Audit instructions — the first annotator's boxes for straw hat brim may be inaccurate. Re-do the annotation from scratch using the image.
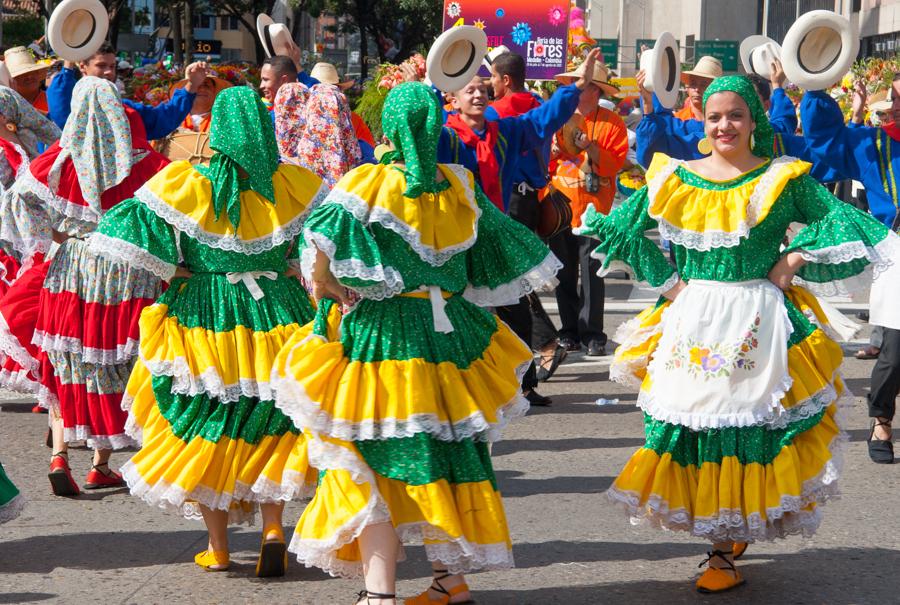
[47,0,109,63]
[781,10,858,91]
[555,72,619,97]
[170,76,232,96]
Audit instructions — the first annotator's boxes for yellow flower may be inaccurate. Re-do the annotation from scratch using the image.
[689,347,709,366]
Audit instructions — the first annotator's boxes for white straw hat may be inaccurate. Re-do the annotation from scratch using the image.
[639,32,681,109]
[256,14,296,58]
[740,35,783,79]
[781,10,859,91]
[426,26,488,93]
[47,0,109,63]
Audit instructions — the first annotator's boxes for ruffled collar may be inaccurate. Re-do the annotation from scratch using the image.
[323,162,481,266]
[646,153,811,251]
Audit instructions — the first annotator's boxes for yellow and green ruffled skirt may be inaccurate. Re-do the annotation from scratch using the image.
[122,273,319,524]
[272,295,531,577]
[608,286,846,542]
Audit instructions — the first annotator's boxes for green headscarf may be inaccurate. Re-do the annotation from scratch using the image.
[380,82,442,197]
[702,75,774,159]
[205,87,280,227]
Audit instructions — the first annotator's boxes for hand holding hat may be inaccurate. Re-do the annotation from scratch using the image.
[575,48,602,91]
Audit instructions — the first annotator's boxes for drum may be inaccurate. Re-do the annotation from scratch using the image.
[156,130,213,165]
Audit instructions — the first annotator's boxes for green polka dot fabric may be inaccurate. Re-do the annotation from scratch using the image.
[380,82,443,197]
[205,87,280,227]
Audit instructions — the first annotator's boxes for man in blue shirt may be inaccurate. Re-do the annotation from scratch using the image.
[48,43,206,140]
[800,75,900,463]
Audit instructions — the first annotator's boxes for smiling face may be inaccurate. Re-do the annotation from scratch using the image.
[80,52,117,82]
[450,76,489,118]
[703,91,755,159]
[11,69,44,100]
[192,78,216,114]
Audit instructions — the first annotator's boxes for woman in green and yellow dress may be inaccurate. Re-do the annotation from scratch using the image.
[271,82,561,604]
[0,462,24,524]
[89,87,325,577]
[579,75,900,593]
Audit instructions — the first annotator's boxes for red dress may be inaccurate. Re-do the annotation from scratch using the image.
[0,107,170,448]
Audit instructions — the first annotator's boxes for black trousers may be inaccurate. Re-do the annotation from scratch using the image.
[868,327,900,419]
[494,186,558,390]
[548,227,606,346]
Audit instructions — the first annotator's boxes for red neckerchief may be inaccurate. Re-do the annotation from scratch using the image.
[883,121,900,143]
[490,91,541,118]
[445,113,503,209]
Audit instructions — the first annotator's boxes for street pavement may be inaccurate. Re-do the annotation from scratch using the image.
[1,275,899,604]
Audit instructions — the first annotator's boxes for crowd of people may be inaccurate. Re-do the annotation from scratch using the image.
[2,19,900,602]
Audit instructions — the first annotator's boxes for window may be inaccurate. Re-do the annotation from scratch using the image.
[220,15,239,30]
[192,14,214,29]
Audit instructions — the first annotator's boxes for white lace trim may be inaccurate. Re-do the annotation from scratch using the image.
[327,165,481,267]
[136,181,328,254]
[301,229,406,300]
[795,232,898,290]
[31,330,140,366]
[63,424,136,450]
[0,312,38,373]
[462,252,562,307]
[17,168,101,225]
[140,351,275,403]
[89,233,177,281]
[793,268,873,298]
[608,304,673,389]
[606,419,845,542]
[590,249,680,294]
[649,156,798,251]
[0,493,25,524]
[0,366,39,394]
[273,367,530,444]
[288,434,513,578]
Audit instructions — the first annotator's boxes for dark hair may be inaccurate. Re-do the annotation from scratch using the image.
[263,55,297,80]
[94,42,116,57]
[491,52,526,89]
[748,74,771,104]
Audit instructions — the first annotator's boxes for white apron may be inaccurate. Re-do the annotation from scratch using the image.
[640,279,794,430]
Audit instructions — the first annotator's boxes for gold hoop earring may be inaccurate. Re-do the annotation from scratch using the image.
[749,133,756,149]
[4,123,16,133]
[697,137,712,155]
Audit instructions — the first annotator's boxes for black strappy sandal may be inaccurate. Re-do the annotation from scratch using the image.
[356,589,396,604]
[696,549,745,594]
[868,418,894,464]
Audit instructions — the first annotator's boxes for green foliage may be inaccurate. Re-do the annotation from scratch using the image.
[354,75,390,139]
[3,16,44,48]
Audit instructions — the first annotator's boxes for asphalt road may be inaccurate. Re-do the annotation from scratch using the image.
[1,277,897,605]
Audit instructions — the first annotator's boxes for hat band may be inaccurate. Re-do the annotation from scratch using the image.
[797,30,840,75]
[69,13,97,49]
[664,46,676,90]
[263,24,275,56]
[445,44,476,78]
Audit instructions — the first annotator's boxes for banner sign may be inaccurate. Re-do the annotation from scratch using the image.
[598,38,618,70]
[694,40,739,71]
[442,0,570,80]
[610,77,638,98]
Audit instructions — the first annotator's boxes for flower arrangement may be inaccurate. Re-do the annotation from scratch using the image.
[353,54,427,140]
[375,54,426,91]
[126,62,261,106]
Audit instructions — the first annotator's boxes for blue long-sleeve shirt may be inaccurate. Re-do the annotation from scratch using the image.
[800,90,900,227]
[48,67,195,140]
[437,83,580,209]
[484,93,551,189]
[635,91,843,184]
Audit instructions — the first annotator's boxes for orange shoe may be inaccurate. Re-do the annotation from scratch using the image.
[696,550,745,594]
[404,571,474,604]
[256,523,287,578]
[84,463,126,489]
[194,549,230,571]
[732,542,748,559]
[48,453,80,497]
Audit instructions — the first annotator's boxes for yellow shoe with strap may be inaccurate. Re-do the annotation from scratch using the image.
[256,523,287,578]
[696,549,745,594]
[404,571,474,604]
[194,549,230,571]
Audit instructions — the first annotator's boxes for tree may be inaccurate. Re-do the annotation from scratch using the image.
[305,0,441,79]
[205,0,280,63]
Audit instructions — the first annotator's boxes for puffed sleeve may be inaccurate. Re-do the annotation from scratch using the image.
[575,187,678,292]
[463,187,561,306]
[90,196,181,281]
[783,174,896,295]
